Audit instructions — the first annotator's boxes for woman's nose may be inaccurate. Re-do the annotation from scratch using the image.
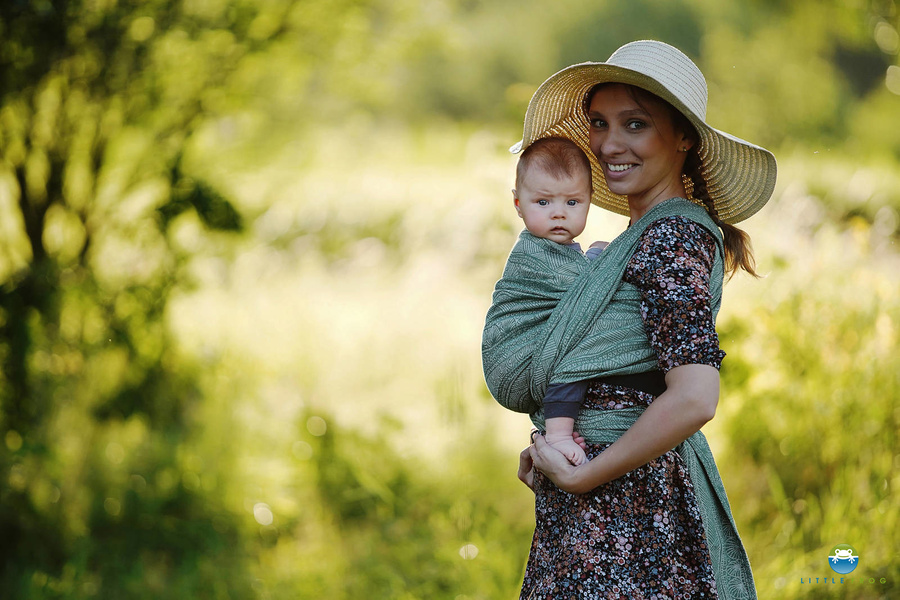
[596,129,624,156]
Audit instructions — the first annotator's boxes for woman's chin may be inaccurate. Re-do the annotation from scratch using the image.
[605,183,632,198]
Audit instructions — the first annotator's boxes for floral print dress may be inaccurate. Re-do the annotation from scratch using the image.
[520,216,727,600]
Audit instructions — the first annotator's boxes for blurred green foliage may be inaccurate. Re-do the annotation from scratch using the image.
[0,0,898,598]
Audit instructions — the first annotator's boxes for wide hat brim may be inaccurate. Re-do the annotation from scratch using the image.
[511,57,777,224]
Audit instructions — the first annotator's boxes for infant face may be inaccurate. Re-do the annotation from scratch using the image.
[514,169,591,245]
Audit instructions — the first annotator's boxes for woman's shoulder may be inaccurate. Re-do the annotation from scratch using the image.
[628,215,718,276]
[640,215,718,252]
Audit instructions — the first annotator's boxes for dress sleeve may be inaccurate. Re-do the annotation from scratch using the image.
[624,216,726,372]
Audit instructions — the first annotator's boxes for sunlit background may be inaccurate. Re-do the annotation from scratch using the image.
[0,1,898,599]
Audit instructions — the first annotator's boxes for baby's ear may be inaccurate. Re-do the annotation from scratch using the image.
[512,190,523,217]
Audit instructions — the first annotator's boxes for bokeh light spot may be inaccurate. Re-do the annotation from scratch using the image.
[130,474,147,492]
[306,416,327,437]
[292,440,313,460]
[156,469,177,493]
[183,471,201,491]
[886,66,900,95]
[5,430,22,451]
[129,17,156,42]
[104,498,121,516]
[458,543,479,560]
[875,20,900,54]
[105,442,125,464]
[8,465,26,491]
[253,503,274,526]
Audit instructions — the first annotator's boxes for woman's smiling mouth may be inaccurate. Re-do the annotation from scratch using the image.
[606,163,637,172]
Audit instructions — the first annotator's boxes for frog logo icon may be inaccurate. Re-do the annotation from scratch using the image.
[828,543,859,574]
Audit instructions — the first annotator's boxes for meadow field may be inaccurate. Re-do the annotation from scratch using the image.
[1,1,898,598]
[162,125,899,599]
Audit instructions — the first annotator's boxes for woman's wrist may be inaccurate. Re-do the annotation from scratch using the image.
[566,455,611,494]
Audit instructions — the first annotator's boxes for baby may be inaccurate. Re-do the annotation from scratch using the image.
[511,136,607,465]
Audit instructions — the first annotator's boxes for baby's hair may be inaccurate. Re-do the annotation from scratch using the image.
[515,136,593,193]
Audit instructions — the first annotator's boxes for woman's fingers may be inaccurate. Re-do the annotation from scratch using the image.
[531,433,556,465]
[518,446,535,491]
[531,433,579,491]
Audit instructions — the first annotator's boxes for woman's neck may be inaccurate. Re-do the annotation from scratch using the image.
[627,184,688,222]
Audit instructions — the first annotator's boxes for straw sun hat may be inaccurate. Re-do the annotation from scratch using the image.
[511,40,777,224]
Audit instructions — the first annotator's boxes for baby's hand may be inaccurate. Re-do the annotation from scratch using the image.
[546,437,587,466]
[589,241,609,251]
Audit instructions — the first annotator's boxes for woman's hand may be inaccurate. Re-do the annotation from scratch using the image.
[529,433,585,494]
[518,445,535,490]
[519,430,588,492]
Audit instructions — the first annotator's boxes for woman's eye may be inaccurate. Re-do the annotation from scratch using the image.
[626,120,646,130]
[589,118,606,128]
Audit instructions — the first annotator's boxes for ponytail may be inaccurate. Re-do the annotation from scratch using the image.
[683,150,759,279]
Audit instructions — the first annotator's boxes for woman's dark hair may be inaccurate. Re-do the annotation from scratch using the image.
[681,147,759,279]
[583,83,759,279]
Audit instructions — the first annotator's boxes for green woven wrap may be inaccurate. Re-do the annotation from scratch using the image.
[481,197,757,599]
[482,198,723,414]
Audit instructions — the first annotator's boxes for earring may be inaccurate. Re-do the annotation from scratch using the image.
[680,147,688,152]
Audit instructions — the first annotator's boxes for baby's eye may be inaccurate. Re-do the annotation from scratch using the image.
[537,199,549,205]
[567,199,579,206]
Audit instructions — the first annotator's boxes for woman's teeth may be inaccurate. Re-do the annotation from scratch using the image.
[607,163,635,172]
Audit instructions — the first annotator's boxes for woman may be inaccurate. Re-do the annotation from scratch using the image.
[486,41,776,599]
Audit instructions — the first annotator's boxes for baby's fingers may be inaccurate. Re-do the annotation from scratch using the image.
[572,431,588,450]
